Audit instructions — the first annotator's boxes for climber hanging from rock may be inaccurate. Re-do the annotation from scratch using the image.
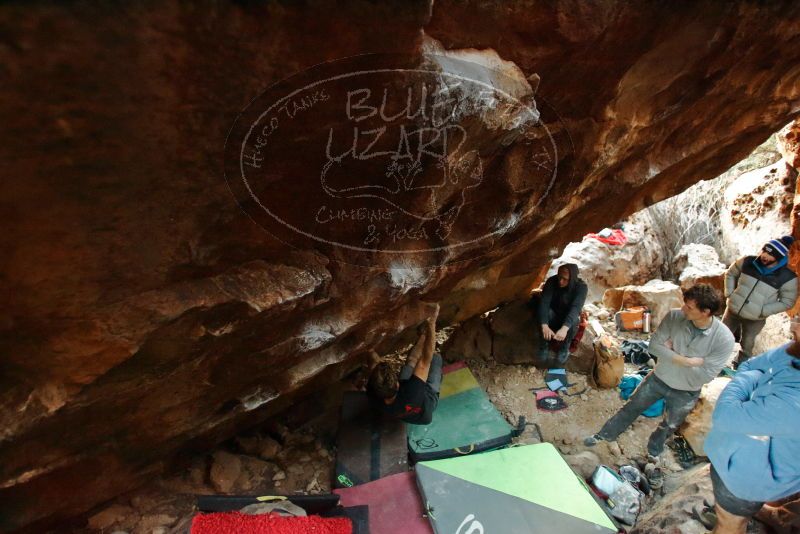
[366,303,442,425]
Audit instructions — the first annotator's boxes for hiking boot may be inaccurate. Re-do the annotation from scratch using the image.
[584,434,604,447]
[646,440,665,459]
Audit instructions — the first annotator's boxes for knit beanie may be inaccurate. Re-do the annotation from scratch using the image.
[763,235,795,259]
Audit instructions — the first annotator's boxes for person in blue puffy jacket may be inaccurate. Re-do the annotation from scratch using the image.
[705,313,800,533]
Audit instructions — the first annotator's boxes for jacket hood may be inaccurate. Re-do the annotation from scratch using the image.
[559,263,581,293]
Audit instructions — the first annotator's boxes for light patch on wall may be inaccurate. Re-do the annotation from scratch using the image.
[297,318,353,351]
[493,212,520,235]
[286,346,346,386]
[388,260,430,294]
[468,278,487,290]
[240,387,279,411]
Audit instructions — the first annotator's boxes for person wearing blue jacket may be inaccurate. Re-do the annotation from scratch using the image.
[705,314,800,533]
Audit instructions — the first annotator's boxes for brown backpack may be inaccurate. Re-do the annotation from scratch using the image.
[593,334,624,388]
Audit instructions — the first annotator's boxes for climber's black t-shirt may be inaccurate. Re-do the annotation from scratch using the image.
[382,375,438,425]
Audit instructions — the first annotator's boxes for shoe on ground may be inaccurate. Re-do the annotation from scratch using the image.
[584,434,604,447]
[692,504,716,530]
[646,466,665,490]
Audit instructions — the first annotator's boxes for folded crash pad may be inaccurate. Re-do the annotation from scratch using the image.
[407,362,514,462]
[334,391,408,488]
[194,495,367,534]
[415,442,617,534]
[190,512,352,534]
[325,505,368,534]
[334,471,433,534]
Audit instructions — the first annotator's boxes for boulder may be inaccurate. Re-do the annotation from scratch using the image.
[631,464,713,534]
[441,315,493,362]
[548,219,665,303]
[187,457,207,488]
[489,298,596,371]
[135,514,178,534]
[778,118,800,170]
[753,313,791,356]
[491,300,539,365]
[719,159,795,262]
[679,377,732,457]
[601,288,626,312]
[680,377,731,456]
[257,437,282,462]
[233,457,277,492]
[673,243,727,294]
[87,504,134,531]
[602,280,683,329]
[4,2,800,530]
[209,451,242,494]
[439,261,547,325]
[563,451,601,480]
[235,436,261,456]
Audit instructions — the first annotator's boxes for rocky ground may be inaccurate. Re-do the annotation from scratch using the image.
[69,315,766,534]
[55,128,800,534]
[64,240,799,534]
[71,356,725,534]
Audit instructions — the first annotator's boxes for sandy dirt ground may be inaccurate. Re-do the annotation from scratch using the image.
[70,316,771,534]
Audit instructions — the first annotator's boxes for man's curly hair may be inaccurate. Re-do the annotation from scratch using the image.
[367,362,399,400]
[683,283,722,315]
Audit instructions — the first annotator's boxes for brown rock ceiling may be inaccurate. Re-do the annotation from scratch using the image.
[1,1,800,530]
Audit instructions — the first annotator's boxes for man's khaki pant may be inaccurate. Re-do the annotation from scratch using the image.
[722,309,766,363]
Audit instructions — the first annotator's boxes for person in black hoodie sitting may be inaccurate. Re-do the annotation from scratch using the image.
[537,263,588,366]
[367,304,442,425]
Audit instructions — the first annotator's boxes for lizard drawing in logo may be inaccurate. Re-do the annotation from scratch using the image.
[319,129,484,241]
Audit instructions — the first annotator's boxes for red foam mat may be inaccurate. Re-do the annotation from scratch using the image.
[190,512,352,534]
[442,361,467,374]
[334,471,433,534]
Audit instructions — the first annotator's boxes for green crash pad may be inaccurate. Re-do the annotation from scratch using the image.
[407,362,514,462]
[415,442,617,534]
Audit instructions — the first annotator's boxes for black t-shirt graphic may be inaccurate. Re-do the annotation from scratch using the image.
[382,375,438,425]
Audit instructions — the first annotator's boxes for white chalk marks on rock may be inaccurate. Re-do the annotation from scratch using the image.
[224,53,570,267]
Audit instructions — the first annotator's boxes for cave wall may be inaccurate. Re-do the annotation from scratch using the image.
[2,1,800,530]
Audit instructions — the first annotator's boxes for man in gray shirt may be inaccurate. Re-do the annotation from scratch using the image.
[584,284,735,457]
